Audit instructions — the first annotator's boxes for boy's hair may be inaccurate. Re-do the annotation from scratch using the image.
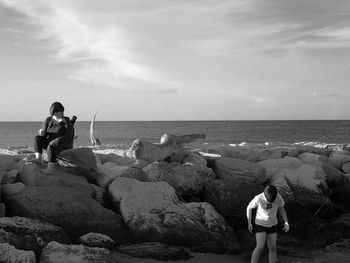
[264,185,277,203]
[49,102,64,116]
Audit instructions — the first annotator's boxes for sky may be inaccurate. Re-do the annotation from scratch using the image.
[0,0,350,121]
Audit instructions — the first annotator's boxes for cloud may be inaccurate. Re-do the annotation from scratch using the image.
[0,0,168,89]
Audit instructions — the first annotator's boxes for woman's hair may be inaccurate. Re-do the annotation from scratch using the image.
[49,102,65,116]
[264,185,277,203]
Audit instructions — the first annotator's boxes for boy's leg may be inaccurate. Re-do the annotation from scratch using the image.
[251,232,266,263]
[266,232,277,263]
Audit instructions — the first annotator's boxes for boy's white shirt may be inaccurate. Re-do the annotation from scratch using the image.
[248,193,285,227]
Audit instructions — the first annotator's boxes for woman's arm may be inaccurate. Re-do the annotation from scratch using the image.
[56,117,74,143]
[40,117,50,137]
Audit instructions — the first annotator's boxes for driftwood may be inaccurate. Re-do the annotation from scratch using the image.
[126,133,206,162]
[90,111,101,146]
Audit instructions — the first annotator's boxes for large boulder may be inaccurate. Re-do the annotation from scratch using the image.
[108,177,233,247]
[3,186,130,244]
[330,184,350,210]
[0,155,24,177]
[298,152,329,165]
[58,148,97,177]
[40,241,113,263]
[210,157,266,184]
[270,164,329,208]
[18,163,92,196]
[96,161,130,187]
[0,216,69,255]
[0,242,36,263]
[1,182,26,199]
[202,178,263,227]
[329,151,350,170]
[342,162,350,174]
[143,161,214,196]
[258,157,303,182]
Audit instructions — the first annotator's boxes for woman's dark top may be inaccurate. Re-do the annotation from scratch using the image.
[41,116,74,144]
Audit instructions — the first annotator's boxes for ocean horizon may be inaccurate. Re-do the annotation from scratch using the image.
[0,120,349,150]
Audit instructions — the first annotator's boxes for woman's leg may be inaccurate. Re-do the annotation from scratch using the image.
[28,135,48,163]
[266,232,277,263]
[251,232,266,263]
[45,141,72,173]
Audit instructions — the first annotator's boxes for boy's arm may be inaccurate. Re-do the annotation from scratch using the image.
[278,206,289,232]
[246,202,255,233]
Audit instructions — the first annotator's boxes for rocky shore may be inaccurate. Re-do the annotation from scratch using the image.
[1,137,350,262]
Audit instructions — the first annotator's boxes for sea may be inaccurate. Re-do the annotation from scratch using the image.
[0,120,349,151]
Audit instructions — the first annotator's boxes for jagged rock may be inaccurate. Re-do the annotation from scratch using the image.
[0,216,69,255]
[2,170,18,185]
[116,242,192,260]
[1,182,26,199]
[330,213,350,239]
[18,163,93,196]
[0,155,23,176]
[298,152,329,165]
[108,177,233,247]
[79,233,115,250]
[326,239,350,252]
[95,153,135,166]
[210,157,266,184]
[127,134,205,163]
[143,162,214,196]
[203,178,263,227]
[4,186,130,244]
[258,157,303,181]
[319,162,346,187]
[0,242,36,263]
[40,241,113,263]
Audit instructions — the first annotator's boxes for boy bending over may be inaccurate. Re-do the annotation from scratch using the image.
[246,185,289,263]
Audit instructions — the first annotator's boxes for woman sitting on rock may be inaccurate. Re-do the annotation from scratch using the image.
[27,102,74,173]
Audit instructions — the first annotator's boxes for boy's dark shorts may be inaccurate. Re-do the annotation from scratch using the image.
[254,224,277,234]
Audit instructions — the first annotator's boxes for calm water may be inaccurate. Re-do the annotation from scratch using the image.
[0,120,349,149]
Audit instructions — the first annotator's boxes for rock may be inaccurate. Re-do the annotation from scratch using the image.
[182,152,208,168]
[2,170,18,185]
[0,242,36,263]
[330,213,350,239]
[90,184,107,207]
[202,178,263,227]
[95,153,135,167]
[210,157,266,184]
[205,146,299,162]
[18,163,92,196]
[319,162,346,187]
[58,148,98,178]
[116,242,192,260]
[109,177,233,246]
[190,240,228,254]
[4,186,130,244]
[257,157,303,182]
[40,241,113,263]
[296,146,331,156]
[342,162,350,174]
[119,167,149,182]
[0,155,23,175]
[79,233,115,250]
[329,152,350,170]
[326,239,350,253]
[96,161,129,187]
[330,184,350,210]
[1,182,26,199]
[298,152,329,165]
[271,164,329,207]
[0,216,70,255]
[143,162,214,196]
[0,203,5,217]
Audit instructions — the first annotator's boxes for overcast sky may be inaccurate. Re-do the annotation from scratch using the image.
[1,0,350,121]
